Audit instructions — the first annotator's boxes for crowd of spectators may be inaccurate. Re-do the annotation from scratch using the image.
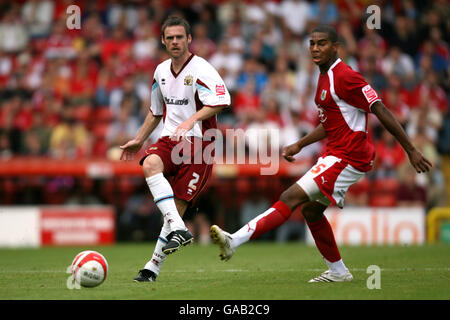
[0,1,448,239]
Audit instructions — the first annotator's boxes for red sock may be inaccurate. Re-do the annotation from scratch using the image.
[306,216,341,262]
[250,201,292,240]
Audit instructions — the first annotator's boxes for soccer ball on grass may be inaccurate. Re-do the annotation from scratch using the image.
[70,250,108,288]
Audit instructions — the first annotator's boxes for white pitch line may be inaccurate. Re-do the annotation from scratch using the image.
[1,267,448,274]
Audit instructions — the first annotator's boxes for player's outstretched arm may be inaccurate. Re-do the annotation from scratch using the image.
[119,112,162,160]
[371,101,432,173]
[282,124,327,162]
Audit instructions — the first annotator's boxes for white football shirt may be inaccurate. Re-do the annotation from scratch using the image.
[150,54,231,138]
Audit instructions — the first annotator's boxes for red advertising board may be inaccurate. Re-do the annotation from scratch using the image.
[40,207,115,246]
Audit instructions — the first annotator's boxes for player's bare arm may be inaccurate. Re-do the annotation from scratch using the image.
[282,124,327,162]
[119,111,162,160]
[371,101,432,173]
[170,106,226,141]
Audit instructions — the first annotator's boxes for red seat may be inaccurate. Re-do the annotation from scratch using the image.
[368,192,397,207]
[73,105,92,123]
[95,108,114,122]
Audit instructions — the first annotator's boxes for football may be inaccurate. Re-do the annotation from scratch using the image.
[71,250,109,288]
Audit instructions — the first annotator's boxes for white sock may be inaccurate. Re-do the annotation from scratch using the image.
[146,173,186,232]
[144,221,171,275]
[230,207,275,248]
[324,258,348,275]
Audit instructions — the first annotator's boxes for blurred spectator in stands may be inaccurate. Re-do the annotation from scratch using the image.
[437,111,450,155]
[410,70,447,114]
[109,74,141,119]
[44,17,76,59]
[415,39,448,79]
[190,22,216,59]
[360,55,387,93]
[412,124,447,210]
[264,97,283,125]
[374,130,406,179]
[0,4,29,53]
[0,131,13,159]
[244,36,276,71]
[209,39,243,91]
[381,74,411,128]
[309,0,338,26]
[21,0,54,39]
[223,22,246,55]
[196,3,223,42]
[336,20,357,56]
[99,25,132,66]
[132,20,159,73]
[217,0,245,27]
[337,37,358,72]
[335,0,365,31]
[69,50,98,105]
[49,106,92,159]
[259,13,283,56]
[94,67,111,107]
[0,50,14,87]
[245,0,268,27]
[277,0,311,37]
[106,97,140,151]
[236,57,268,95]
[80,12,106,48]
[418,9,447,43]
[105,0,125,30]
[359,24,387,55]
[387,14,418,58]
[396,163,427,207]
[429,26,449,66]
[381,46,415,88]
[234,78,260,125]
[20,112,51,156]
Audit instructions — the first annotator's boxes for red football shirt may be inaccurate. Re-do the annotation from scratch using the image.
[314,58,381,172]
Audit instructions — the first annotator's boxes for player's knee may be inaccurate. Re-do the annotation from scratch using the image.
[301,202,325,222]
[279,186,307,211]
[142,155,164,177]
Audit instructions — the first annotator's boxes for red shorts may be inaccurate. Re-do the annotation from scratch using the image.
[140,136,214,203]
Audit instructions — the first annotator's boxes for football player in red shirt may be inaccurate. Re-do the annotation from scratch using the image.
[210,25,432,282]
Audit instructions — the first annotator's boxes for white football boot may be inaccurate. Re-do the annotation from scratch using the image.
[308,269,354,283]
[210,225,235,261]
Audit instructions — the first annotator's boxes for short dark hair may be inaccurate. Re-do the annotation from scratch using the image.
[161,16,191,38]
[311,24,338,43]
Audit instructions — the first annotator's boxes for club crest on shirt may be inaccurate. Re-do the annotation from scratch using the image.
[184,75,193,86]
[320,89,327,100]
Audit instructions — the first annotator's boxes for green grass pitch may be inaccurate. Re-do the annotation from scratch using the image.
[0,242,449,300]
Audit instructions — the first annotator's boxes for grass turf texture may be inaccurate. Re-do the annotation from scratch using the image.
[0,243,449,300]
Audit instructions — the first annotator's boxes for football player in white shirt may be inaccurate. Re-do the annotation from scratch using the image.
[120,16,230,282]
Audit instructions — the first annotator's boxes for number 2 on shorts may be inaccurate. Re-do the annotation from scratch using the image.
[188,172,200,190]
